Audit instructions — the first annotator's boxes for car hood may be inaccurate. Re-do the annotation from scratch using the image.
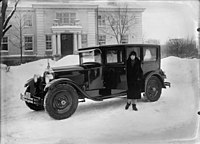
[52,65,84,72]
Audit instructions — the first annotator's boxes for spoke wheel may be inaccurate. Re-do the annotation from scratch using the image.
[52,91,73,114]
[44,84,78,120]
[145,76,162,102]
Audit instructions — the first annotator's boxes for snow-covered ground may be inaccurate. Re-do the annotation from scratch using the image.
[1,56,200,144]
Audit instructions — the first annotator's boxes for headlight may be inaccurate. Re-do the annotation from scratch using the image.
[44,68,54,84]
[33,74,40,83]
[45,73,54,84]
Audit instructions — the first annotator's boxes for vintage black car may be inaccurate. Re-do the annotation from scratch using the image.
[20,44,170,120]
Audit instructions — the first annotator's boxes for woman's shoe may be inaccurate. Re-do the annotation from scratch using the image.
[132,104,138,111]
[125,103,131,110]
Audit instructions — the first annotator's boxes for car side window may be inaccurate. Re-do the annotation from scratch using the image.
[143,47,157,61]
[106,50,123,64]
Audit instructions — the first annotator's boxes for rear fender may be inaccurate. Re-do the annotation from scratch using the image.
[144,71,165,89]
[44,78,101,101]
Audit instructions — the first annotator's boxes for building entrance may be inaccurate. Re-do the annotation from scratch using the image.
[61,33,73,56]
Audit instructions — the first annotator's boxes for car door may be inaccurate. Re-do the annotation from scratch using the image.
[80,49,104,90]
[103,47,126,90]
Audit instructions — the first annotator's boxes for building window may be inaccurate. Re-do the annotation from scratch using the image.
[24,14,32,27]
[81,34,87,47]
[24,36,33,51]
[121,35,128,44]
[98,35,106,45]
[46,35,52,50]
[56,13,76,25]
[98,15,106,26]
[1,37,8,51]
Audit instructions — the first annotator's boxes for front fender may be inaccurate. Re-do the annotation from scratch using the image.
[24,78,34,87]
[24,78,36,96]
[44,78,75,91]
[44,78,101,101]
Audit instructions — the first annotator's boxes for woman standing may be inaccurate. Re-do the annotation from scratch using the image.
[125,51,143,111]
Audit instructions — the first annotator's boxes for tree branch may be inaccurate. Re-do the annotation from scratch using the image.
[99,28,115,37]
[1,0,8,24]
[107,15,119,43]
[9,38,20,49]
[121,6,128,35]
[12,31,21,39]
[100,4,135,44]
[3,0,20,30]
[3,24,12,36]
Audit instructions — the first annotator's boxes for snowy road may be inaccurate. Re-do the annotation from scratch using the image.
[1,56,200,144]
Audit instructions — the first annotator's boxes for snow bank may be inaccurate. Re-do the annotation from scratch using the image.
[0,63,9,72]
[0,63,7,68]
[1,56,199,144]
[161,56,199,84]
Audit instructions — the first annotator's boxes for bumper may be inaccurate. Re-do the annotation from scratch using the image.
[164,82,171,88]
[20,92,43,105]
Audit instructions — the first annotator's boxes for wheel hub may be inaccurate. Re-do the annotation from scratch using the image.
[56,98,69,108]
[53,91,73,113]
[152,87,156,91]
[61,100,67,105]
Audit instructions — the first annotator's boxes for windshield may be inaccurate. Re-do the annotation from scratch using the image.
[79,49,102,64]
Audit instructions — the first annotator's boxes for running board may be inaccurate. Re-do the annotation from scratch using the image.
[79,99,86,103]
[96,91,127,100]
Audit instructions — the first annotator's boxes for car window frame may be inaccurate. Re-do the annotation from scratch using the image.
[79,48,102,65]
[142,46,158,63]
[105,47,125,65]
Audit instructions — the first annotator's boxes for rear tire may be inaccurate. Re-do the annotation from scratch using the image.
[44,84,78,120]
[145,76,162,102]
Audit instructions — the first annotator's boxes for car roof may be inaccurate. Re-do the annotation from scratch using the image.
[79,44,160,51]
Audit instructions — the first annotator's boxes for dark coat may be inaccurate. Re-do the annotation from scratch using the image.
[126,57,143,99]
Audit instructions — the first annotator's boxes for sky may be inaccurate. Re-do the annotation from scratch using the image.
[139,0,199,44]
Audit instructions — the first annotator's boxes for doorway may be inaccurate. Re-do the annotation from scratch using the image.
[61,33,73,56]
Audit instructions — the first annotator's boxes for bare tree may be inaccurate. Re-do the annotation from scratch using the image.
[99,4,136,44]
[0,0,20,46]
[9,10,30,63]
[165,37,198,58]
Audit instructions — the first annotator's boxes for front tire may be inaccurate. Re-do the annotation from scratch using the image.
[44,84,78,120]
[145,76,162,102]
